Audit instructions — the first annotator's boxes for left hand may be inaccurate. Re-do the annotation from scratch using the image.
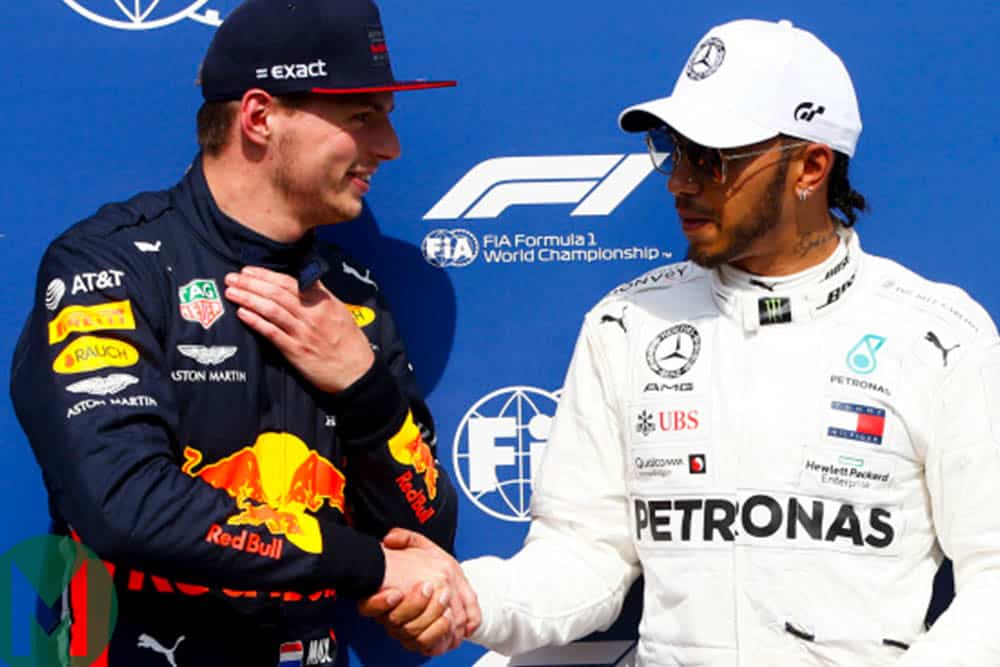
[224,266,374,392]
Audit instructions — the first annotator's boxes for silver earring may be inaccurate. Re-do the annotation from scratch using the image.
[797,187,813,201]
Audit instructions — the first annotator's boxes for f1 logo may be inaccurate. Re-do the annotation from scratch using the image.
[423,154,654,219]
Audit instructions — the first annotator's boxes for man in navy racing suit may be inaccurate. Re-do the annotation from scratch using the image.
[362,18,1000,666]
[9,0,478,663]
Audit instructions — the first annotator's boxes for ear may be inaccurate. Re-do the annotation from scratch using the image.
[237,89,277,148]
[795,142,835,196]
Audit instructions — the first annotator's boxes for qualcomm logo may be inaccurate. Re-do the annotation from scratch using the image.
[452,386,560,522]
[423,154,654,220]
[62,1,236,30]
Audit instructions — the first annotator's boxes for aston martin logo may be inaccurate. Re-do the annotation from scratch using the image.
[177,345,238,366]
[61,1,231,30]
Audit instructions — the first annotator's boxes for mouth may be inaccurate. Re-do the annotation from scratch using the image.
[676,209,715,233]
[348,170,373,193]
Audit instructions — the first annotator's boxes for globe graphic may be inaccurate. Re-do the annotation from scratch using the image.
[62,0,236,29]
[452,386,559,522]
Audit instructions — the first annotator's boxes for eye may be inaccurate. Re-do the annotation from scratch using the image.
[352,112,372,124]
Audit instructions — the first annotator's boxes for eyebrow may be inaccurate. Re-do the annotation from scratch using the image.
[338,94,395,114]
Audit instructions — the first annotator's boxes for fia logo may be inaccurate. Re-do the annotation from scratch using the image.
[422,229,479,268]
[61,1,236,30]
[452,386,559,522]
[423,154,653,220]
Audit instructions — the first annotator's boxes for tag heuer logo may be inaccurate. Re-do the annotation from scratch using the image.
[178,278,224,330]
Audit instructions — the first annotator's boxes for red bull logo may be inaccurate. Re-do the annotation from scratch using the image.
[387,412,439,500]
[183,432,346,554]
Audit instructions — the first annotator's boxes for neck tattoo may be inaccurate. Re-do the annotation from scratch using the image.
[795,229,838,258]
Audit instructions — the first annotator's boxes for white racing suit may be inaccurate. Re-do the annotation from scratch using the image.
[464,228,1000,666]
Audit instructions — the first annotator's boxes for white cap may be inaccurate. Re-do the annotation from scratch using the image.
[618,19,862,157]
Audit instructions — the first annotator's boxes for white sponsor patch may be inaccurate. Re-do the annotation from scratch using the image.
[67,399,106,419]
[629,400,708,444]
[45,279,66,311]
[177,345,238,366]
[134,241,161,253]
[799,445,897,501]
[66,373,140,397]
[71,270,125,295]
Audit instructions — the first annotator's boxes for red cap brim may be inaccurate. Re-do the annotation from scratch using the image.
[310,80,456,94]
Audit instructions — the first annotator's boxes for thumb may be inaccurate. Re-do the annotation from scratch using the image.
[357,588,403,617]
[382,527,418,549]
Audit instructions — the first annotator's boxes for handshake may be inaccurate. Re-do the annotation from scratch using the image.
[358,528,482,656]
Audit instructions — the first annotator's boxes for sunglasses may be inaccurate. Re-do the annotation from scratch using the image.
[645,127,808,185]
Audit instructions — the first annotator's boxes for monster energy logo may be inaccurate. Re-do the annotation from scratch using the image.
[758,297,791,325]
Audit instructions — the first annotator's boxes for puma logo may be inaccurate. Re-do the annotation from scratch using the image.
[924,331,960,367]
[138,633,185,667]
[600,306,628,333]
[342,262,378,290]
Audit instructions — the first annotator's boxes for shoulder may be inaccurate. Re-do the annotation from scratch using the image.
[603,260,704,299]
[588,260,710,319]
[864,253,996,341]
[46,188,177,267]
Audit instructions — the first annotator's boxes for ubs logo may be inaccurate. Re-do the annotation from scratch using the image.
[62,0,234,30]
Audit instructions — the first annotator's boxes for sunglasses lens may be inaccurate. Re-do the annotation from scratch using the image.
[687,144,724,183]
[646,127,675,173]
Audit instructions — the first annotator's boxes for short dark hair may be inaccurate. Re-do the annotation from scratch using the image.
[195,101,238,156]
[195,95,314,156]
[827,151,868,227]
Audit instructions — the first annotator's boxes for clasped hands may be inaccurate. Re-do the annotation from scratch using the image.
[359,528,480,656]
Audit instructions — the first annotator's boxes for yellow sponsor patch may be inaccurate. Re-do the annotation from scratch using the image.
[53,335,140,374]
[48,300,136,344]
[346,304,376,328]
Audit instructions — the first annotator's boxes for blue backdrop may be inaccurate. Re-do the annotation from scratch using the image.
[3,2,999,665]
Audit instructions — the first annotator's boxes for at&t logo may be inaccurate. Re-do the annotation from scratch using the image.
[452,386,559,522]
[62,0,236,30]
[422,229,479,268]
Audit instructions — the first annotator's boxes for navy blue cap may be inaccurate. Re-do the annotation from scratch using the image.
[200,0,455,102]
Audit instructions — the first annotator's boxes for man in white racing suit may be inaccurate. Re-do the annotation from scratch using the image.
[362,18,1000,665]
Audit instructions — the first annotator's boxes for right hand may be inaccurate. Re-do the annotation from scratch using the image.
[359,528,480,655]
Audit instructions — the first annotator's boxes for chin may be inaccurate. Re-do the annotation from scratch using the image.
[685,243,728,269]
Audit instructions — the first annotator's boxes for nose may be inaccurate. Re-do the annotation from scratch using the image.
[373,116,402,162]
[667,158,700,196]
